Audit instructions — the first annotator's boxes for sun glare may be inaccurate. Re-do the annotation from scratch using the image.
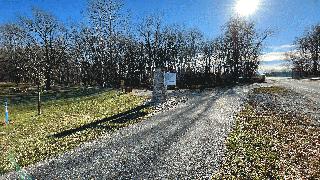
[235,0,260,17]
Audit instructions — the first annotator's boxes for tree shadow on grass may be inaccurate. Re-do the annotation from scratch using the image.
[41,87,110,102]
[0,86,111,106]
[52,104,150,138]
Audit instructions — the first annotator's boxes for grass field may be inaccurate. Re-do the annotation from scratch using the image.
[0,83,149,174]
[213,86,320,179]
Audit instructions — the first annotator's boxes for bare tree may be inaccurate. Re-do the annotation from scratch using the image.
[87,0,125,87]
[0,3,272,91]
[19,7,64,90]
[220,17,270,81]
[289,24,320,78]
[0,23,28,84]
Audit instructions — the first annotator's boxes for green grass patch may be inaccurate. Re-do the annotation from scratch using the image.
[0,84,149,175]
[252,86,288,95]
[212,105,281,179]
[213,86,320,179]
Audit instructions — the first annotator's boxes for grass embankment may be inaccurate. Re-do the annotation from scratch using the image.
[213,86,320,179]
[0,83,149,174]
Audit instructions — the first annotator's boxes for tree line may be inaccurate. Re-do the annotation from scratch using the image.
[0,0,270,90]
[287,24,320,78]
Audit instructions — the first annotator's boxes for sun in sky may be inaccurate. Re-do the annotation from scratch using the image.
[235,0,261,17]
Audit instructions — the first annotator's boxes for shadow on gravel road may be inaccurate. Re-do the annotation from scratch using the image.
[52,87,240,139]
[18,87,245,179]
[120,88,234,170]
[52,104,150,138]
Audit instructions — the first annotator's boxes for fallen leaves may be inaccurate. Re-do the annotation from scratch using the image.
[213,86,320,179]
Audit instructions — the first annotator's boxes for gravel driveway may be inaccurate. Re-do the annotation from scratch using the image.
[1,85,253,179]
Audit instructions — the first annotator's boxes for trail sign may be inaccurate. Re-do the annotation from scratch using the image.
[164,72,176,86]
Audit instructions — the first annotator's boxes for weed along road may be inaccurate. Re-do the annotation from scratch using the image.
[2,85,254,179]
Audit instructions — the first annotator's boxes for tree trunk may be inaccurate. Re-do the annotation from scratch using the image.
[38,87,41,115]
[45,66,52,90]
[37,78,42,115]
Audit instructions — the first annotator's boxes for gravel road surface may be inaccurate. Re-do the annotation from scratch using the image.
[2,85,253,179]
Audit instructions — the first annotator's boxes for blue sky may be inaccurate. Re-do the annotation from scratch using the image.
[0,0,319,71]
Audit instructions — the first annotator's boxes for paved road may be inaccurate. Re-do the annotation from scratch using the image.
[2,85,252,179]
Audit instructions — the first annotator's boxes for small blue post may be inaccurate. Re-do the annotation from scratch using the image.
[5,100,9,124]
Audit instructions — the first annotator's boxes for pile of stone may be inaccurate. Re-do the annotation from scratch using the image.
[145,95,188,118]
